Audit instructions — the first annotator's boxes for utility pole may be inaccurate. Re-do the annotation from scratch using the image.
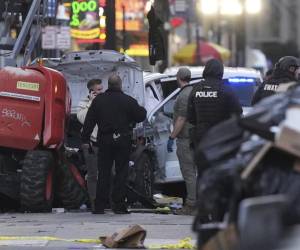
[104,0,116,50]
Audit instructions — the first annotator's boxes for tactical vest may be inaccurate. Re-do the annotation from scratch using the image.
[258,80,298,101]
[192,82,231,139]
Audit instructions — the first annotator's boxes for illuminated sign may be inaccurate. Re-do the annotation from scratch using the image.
[70,0,106,42]
[115,0,148,31]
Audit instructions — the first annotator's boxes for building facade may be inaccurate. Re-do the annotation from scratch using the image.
[246,0,300,62]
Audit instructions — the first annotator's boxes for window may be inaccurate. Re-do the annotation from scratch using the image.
[145,82,161,114]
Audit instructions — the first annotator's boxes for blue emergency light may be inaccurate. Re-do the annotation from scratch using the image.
[228,78,256,83]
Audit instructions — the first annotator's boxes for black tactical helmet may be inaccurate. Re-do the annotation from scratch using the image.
[275,56,300,72]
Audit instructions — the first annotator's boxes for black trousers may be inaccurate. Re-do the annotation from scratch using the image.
[95,134,131,210]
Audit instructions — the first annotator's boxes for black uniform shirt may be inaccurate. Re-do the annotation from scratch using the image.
[81,88,147,144]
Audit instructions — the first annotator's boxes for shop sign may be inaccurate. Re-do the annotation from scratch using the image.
[70,0,107,42]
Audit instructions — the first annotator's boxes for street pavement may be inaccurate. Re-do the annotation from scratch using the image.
[0,211,196,249]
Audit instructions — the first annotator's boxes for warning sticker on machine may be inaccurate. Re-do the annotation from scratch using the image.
[16,81,40,91]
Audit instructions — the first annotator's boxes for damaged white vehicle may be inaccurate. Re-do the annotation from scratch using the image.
[41,50,262,200]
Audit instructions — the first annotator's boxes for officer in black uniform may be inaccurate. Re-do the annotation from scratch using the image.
[81,74,147,214]
[252,56,300,105]
[187,59,242,147]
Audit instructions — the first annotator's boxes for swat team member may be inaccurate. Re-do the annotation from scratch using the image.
[81,74,147,214]
[167,68,197,216]
[187,59,242,148]
[77,79,103,212]
[252,56,300,105]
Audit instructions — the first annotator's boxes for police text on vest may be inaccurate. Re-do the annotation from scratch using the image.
[195,91,218,98]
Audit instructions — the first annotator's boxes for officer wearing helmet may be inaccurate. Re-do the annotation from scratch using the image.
[252,56,300,105]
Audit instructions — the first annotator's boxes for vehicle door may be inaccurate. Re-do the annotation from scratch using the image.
[143,73,168,115]
[148,78,200,183]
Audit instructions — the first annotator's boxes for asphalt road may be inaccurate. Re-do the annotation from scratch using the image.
[0,211,196,249]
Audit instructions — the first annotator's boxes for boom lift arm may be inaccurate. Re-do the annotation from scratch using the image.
[0,0,46,67]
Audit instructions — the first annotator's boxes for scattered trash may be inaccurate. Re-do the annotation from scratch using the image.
[52,208,65,213]
[148,237,195,249]
[100,224,146,248]
[169,203,182,210]
[153,194,183,210]
[155,207,171,214]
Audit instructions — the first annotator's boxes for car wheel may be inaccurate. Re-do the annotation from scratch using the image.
[134,153,154,199]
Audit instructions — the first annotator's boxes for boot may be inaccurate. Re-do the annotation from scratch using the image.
[175,204,197,216]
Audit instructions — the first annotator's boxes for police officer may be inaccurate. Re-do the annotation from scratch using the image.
[187,59,242,148]
[167,68,197,215]
[81,74,147,214]
[252,56,300,105]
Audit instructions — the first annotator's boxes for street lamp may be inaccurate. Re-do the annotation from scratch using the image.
[220,0,242,16]
[200,0,218,15]
[199,0,262,66]
[245,0,262,14]
[200,0,261,16]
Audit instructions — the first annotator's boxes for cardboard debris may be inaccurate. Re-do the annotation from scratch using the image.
[100,224,146,248]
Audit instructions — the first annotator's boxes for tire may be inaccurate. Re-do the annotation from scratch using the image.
[133,153,154,200]
[56,162,88,209]
[20,150,54,212]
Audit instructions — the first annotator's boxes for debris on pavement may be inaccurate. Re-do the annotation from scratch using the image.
[100,224,146,248]
[153,194,183,210]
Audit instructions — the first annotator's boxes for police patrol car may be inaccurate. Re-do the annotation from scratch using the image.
[40,51,262,200]
[144,66,262,191]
